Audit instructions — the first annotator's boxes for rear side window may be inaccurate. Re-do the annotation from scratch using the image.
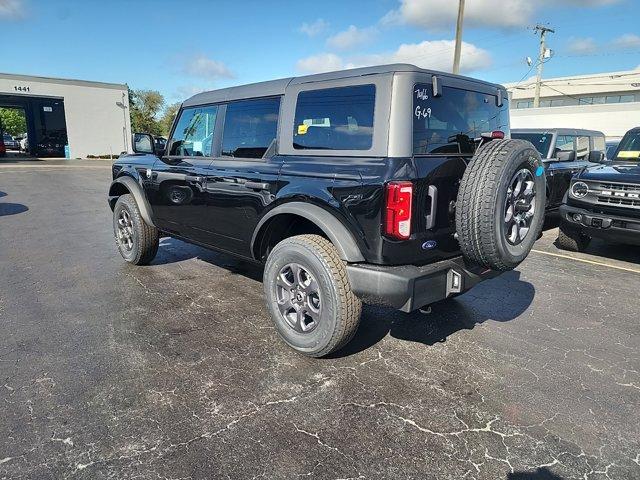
[293,84,375,151]
[413,84,509,155]
[221,97,280,159]
[169,105,218,157]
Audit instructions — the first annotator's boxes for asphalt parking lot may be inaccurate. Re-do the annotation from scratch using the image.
[1,160,639,480]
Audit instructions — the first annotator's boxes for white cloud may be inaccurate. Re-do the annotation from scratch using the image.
[383,0,535,30]
[382,0,622,30]
[611,33,640,49]
[176,85,208,98]
[299,18,329,37]
[296,40,491,75]
[567,37,597,54]
[327,25,377,50]
[358,40,491,73]
[0,0,25,20]
[296,53,345,74]
[182,54,234,80]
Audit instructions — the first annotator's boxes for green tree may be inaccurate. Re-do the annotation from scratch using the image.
[0,108,27,137]
[129,89,164,136]
[159,102,180,137]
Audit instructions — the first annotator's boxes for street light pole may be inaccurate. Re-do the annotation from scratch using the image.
[116,92,129,152]
[452,0,465,75]
[533,24,554,108]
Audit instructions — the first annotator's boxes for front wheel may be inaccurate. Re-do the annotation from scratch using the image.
[556,223,591,252]
[263,235,362,357]
[113,194,159,265]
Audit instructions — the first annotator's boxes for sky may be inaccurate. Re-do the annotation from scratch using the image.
[1,0,639,105]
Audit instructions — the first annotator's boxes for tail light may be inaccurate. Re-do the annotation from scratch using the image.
[481,130,505,140]
[384,181,413,240]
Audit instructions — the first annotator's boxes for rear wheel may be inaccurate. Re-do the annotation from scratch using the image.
[456,139,546,271]
[263,235,362,357]
[113,194,159,265]
[557,223,591,252]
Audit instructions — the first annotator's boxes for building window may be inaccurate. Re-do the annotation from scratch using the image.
[516,100,533,109]
[605,95,636,104]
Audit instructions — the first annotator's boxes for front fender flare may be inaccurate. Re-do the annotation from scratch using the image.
[251,202,365,262]
[108,175,155,227]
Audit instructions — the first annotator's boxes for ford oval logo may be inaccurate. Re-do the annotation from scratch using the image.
[421,240,437,250]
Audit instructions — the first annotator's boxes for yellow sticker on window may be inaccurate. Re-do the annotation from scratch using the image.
[617,151,640,158]
[297,124,308,135]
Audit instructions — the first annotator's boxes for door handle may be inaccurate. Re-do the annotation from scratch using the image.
[244,181,270,190]
[425,185,438,230]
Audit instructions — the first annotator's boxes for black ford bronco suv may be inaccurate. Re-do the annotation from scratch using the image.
[108,64,546,357]
[558,126,640,251]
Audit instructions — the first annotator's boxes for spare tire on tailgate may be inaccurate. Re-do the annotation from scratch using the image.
[455,139,546,271]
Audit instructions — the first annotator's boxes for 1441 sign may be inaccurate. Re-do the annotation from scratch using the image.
[14,85,31,92]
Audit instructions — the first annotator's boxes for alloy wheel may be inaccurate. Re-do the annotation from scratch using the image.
[504,168,536,245]
[116,208,135,251]
[275,263,322,333]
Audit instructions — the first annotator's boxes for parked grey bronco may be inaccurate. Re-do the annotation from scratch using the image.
[109,64,546,357]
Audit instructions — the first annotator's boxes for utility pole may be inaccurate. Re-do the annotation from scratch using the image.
[452,0,465,75]
[533,24,554,108]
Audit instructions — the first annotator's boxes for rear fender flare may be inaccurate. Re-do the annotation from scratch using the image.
[251,202,365,262]
[108,175,155,227]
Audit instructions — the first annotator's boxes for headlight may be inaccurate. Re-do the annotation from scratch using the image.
[571,181,589,198]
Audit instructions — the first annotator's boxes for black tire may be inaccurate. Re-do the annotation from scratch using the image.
[456,139,546,271]
[556,223,591,252]
[113,194,159,265]
[263,234,362,357]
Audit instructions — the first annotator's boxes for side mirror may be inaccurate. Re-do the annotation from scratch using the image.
[556,150,576,162]
[132,133,155,155]
[588,150,605,163]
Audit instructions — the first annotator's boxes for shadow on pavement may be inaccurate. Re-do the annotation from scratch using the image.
[0,202,29,216]
[154,237,263,281]
[552,236,640,264]
[330,269,535,358]
[151,238,535,358]
[508,467,564,479]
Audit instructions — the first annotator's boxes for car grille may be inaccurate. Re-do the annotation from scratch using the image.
[595,182,640,209]
[597,196,640,207]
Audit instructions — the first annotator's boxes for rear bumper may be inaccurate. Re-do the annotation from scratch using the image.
[560,204,640,245]
[346,256,500,313]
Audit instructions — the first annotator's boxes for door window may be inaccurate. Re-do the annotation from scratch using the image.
[221,97,280,159]
[576,136,590,159]
[554,135,576,158]
[169,105,218,157]
[592,136,606,153]
[293,84,375,151]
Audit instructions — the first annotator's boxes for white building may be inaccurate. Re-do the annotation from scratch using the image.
[505,69,640,140]
[0,72,131,158]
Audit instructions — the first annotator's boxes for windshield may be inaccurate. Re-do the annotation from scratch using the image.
[613,130,640,161]
[413,84,509,155]
[511,132,552,158]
